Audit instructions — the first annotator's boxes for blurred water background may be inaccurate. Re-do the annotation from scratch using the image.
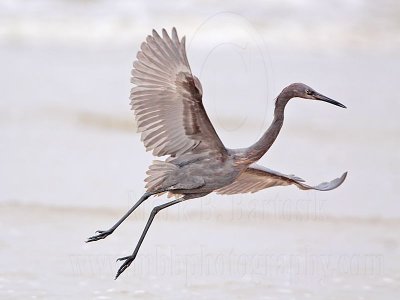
[0,0,399,299]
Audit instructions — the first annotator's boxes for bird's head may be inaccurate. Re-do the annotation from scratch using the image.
[283,83,346,108]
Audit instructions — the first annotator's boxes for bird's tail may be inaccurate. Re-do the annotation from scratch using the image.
[144,160,178,194]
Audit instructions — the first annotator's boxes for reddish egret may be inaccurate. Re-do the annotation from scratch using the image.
[87,28,347,279]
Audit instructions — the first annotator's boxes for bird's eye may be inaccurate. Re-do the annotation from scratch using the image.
[306,89,313,95]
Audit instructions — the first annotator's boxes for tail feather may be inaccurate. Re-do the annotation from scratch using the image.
[145,160,178,192]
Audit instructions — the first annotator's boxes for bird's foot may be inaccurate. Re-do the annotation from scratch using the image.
[86,230,113,243]
[115,255,136,279]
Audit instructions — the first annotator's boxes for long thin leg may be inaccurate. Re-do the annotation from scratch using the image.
[86,192,153,243]
[115,198,182,279]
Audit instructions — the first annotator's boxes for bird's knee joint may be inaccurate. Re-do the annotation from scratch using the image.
[151,207,161,215]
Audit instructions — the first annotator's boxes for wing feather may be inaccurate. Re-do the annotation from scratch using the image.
[131,28,226,158]
[216,164,347,195]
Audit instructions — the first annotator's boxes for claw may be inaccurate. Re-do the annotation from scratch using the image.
[115,255,136,279]
[85,229,113,243]
[116,256,130,262]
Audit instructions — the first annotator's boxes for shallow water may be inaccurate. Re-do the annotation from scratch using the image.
[1,203,399,299]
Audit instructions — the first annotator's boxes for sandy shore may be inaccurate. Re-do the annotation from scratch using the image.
[1,202,399,299]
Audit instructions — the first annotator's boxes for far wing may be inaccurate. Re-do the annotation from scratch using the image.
[216,163,347,195]
[131,28,226,157]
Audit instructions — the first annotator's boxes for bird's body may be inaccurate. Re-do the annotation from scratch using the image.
[87,28,347,279]
[161,154,240,196]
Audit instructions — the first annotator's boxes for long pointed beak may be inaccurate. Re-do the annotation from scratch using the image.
[315,93,347,108]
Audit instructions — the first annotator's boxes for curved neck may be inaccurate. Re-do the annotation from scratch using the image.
[236,91,291,165]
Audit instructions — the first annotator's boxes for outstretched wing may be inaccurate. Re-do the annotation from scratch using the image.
[216,163,347,195]
[131,28,226,157]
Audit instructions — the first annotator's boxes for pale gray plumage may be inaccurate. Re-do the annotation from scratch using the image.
[87,28,348,279]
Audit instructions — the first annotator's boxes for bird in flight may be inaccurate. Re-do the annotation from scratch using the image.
[87,28,347,279]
